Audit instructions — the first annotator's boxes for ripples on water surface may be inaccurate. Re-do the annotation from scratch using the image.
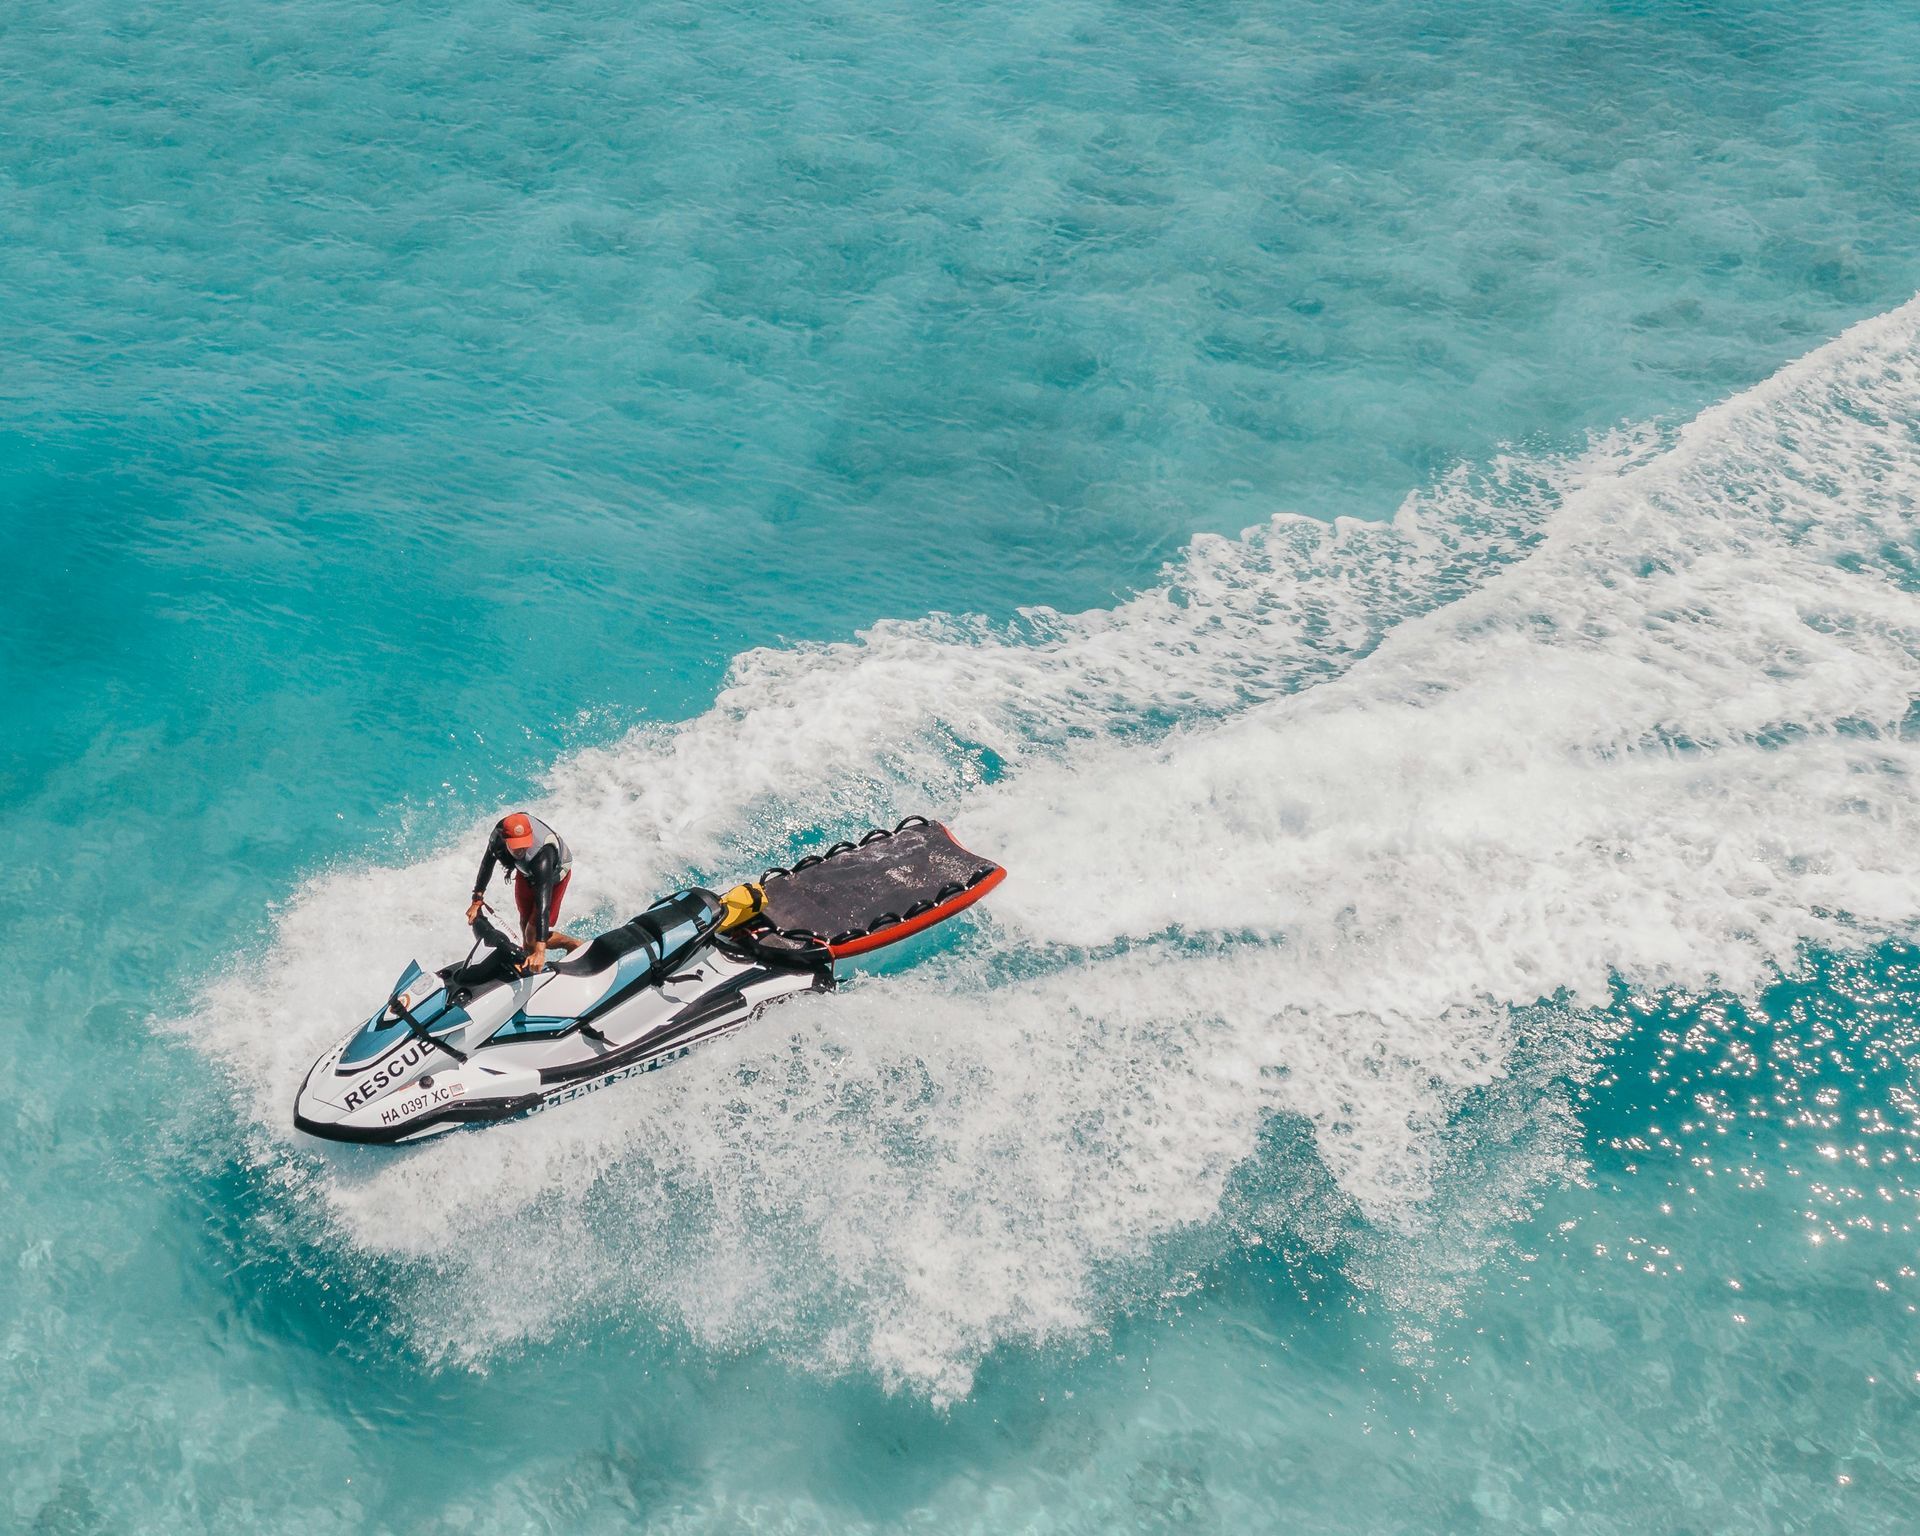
[5,0,1920,1531]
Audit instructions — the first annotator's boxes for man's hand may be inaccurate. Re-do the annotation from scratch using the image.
[521,942,547,973]
[465,898,484,924]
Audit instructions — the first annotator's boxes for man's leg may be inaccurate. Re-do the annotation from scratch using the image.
[546,873,581,950]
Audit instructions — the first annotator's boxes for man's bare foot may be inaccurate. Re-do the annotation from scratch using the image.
[550,930,584,953]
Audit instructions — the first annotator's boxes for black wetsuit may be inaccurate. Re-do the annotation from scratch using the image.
[472,815,573,943]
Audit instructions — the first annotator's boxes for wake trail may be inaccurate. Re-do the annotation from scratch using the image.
[176,298,1920,1401]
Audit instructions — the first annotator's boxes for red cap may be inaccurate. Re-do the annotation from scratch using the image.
[501,813,535,851]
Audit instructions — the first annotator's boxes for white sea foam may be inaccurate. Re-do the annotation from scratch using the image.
[177,299,1920,1401]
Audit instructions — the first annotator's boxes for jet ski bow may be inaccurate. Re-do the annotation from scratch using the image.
[293,819,1004,1145]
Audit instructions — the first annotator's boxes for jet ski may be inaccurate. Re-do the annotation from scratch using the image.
[293,817,1005,1145]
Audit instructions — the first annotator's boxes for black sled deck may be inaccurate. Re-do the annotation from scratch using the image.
[730,817,1006,964]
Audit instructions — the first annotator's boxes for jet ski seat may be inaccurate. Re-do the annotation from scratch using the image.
[553,889,725,978]
[553,917,654,977]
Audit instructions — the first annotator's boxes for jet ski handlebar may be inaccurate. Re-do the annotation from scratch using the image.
[469,909,526,963]
[384,988,469,1064]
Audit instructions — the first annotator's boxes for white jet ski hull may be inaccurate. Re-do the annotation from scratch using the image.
[294,891,829,1145]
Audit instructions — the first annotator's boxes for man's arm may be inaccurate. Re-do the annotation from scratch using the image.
[466,835,501,921]
[528,868,554,945]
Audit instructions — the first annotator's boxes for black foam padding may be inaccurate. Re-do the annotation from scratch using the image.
[758,821,997,943]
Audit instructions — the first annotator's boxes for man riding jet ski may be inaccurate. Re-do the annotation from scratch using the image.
[465,811,581,970]
[293,817,1005,1145]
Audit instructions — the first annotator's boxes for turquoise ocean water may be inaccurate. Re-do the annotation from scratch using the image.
[6,0,1920,1528]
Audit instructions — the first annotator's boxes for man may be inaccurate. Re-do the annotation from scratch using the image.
[465,811,581,971]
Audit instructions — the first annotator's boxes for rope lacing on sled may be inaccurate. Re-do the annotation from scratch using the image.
[751,815,1001,954]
